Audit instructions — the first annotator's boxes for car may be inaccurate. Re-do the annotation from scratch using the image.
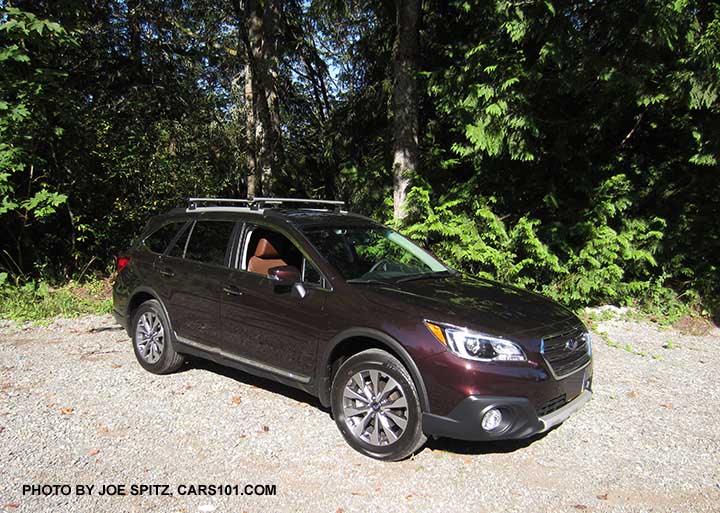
[112,197,593,461]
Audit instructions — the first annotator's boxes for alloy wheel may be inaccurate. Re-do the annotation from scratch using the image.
[342,369,409,446]
[135,311,165,364]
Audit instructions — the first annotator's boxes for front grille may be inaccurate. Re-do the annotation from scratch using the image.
[541,327,591,378]
[537,394,567,416]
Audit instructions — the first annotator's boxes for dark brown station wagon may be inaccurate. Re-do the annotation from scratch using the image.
[113,197,593,461]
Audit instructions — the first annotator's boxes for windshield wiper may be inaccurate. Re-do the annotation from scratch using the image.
[394,270,455,284]
[347,278,393,286]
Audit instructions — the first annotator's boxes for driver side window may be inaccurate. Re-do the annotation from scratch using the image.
[242,226,324,286]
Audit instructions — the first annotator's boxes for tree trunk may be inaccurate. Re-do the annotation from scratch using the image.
[244,62,258,198]
[237,0,282,197]
[126,0,142,68]
[391,0,420,222]
[261,0,283,192]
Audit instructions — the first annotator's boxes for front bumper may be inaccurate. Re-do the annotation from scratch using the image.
[422,386,592,442]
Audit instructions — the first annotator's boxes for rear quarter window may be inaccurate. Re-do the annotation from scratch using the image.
[143,221,186,254]
[183,220,236,266]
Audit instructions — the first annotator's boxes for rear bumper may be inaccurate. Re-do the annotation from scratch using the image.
[112,307,129,335]
[422,388,592,442]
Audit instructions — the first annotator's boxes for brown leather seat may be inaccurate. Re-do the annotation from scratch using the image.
[248,238,288,275]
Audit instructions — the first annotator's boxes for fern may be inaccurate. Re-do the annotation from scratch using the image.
[404,175,673,310]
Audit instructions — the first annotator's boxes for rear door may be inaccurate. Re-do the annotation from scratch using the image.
[132,219,190,299]
[219,223,329,380]
[162,218,239,349]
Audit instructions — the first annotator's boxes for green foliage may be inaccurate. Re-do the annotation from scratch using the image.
[0,277,112,322]
[404,186,564,289]
[550,174,666,306]
[419,0,719,317]
[0,7,72,234]
[0,2,240,278]
[403,174,692,315]
[0,0,717,323]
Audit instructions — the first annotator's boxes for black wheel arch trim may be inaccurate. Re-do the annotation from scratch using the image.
[126,286,175,337]
[317,327,430,412]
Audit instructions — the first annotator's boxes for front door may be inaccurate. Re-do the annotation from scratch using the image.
[220,225,329,380]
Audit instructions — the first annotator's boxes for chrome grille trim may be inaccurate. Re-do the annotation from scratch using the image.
[540,326,591,380]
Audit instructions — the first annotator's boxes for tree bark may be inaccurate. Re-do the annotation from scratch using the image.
[235,0,283,197]
[244,62,258,198]
[126,0,142,68]
[391,0,420,222]
[261,0,283,192]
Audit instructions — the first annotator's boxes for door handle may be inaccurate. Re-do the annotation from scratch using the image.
[223,286,243,296]
[158,269,175,278]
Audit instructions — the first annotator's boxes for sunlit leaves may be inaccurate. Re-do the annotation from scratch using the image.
[403,173,669,307]
[0,8,72,229]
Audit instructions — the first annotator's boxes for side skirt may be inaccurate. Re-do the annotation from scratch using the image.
[174,336,317,397]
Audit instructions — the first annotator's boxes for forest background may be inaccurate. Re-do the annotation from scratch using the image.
[1,0,718,322]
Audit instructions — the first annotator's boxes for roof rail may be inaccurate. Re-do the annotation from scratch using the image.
[186,197,345,212]
[187,198,252,210]
[251,197,345,212]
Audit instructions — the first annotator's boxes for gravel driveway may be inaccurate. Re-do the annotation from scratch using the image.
[1,314,719,513]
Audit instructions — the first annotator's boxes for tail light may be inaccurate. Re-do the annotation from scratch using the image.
[117,256,131,272]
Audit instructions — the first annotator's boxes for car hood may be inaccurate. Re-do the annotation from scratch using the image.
[358,275,578,337]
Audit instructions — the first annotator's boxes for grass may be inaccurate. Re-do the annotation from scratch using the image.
[596,329,660,358]
[0,277,112,323]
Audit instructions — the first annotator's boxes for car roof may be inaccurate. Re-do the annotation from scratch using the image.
[269,209,378,229]
[159,206,379,230]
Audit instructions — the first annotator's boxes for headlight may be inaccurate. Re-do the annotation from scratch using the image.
[424,320,526,362]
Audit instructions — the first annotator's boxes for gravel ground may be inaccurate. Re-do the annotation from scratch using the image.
[0,314,719,513]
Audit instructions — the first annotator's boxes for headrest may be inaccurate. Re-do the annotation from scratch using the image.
[254,238,280,259]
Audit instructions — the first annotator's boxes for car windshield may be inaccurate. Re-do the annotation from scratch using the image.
[303,225,449,282]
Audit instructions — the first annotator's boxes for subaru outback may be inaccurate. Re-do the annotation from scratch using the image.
[112,197,592,461]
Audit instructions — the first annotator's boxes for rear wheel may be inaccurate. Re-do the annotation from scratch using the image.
[331,348,426,461]
[131,299,184,374]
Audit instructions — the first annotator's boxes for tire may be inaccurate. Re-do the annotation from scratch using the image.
[331,348,426,461]
[131,299,185,374]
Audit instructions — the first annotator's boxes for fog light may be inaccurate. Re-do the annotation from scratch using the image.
[481,408,503,431]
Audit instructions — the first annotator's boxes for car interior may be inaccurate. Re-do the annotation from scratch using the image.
[244,228,303,276]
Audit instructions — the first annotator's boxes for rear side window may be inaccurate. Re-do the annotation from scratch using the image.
[143,222,186,254]
[167,227,190,259]
[183,220,235,266]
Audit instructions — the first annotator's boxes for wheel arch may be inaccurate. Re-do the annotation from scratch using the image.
[317,328,430,412]
[126,287,174,337]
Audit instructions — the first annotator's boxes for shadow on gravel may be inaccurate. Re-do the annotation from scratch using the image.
[425,428,554,455]
[178,356,556,457]
[180,357,326,411]
[89,325,124,333]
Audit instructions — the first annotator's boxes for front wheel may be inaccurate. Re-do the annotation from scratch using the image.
[331,349,426,461]
[131,299,185,374]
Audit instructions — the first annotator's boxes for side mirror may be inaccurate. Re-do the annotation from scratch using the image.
[267,265,301,286]
[291,282,308,300]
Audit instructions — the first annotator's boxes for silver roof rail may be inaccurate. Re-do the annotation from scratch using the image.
[186,197,345,212]
[251,197,344,212]
[187,198,252,210]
